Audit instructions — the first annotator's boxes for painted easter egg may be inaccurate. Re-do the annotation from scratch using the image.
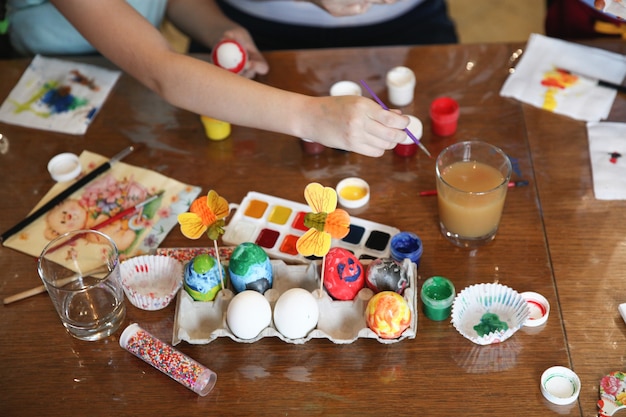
[211,39,247,74]
[365,291,411,339]
[322,247,365,301]
[365,258,409,295]
[228,242,273,294]
[183,254,225,301]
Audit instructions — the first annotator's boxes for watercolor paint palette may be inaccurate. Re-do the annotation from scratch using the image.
[170,257,417,345]
[222,191,400,264]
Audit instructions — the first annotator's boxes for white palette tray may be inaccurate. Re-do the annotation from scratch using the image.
[222,191,400,264]
[172,258,417,345]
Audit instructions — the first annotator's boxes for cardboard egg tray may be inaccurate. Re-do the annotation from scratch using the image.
[171,257,417,345]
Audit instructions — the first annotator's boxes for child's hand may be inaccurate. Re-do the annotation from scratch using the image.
[301,95,409,157]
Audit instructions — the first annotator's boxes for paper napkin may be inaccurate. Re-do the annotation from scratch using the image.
[0,55,120,135]
[587,122,626,200]
[500,34,626,122]
[3,150,201,259]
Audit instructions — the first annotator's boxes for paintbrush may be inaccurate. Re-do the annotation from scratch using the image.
[359,79,432,158]
[0,145,136,243]
[556,68,626,94]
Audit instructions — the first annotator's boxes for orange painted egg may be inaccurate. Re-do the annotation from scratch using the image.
[365,291,411,339]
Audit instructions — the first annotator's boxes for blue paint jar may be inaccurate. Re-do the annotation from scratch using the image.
[390,231,423,265]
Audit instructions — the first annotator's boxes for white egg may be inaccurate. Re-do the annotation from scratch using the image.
[226,290,271,340]
[273,288,319,339]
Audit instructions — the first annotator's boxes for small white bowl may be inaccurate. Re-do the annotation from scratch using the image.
[540,366,581,405]
[47,153,81,182]
[121,255,184,311]
[336,177,370,209]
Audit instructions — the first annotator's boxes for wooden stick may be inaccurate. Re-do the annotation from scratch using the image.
[3,266,109,305]
[4,276,78,305]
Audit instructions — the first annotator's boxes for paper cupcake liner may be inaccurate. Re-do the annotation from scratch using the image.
[451,283,529,345]
[121,255,184,311]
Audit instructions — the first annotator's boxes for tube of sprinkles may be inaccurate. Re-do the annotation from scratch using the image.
[120,323,217,396]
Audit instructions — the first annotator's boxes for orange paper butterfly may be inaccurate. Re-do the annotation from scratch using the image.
[178,190,230,241]
[296,183,350,257]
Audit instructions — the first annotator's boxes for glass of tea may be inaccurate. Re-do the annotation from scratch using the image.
[435,141,512,248]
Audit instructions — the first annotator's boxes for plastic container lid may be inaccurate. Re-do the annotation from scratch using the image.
[521,291,550,327]
[540,366,581,405]
[47,153,81,182]
[330,80,362,96]
[336,177,370,209]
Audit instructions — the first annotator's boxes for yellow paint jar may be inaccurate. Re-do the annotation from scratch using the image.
[201,116,231,141]
[336,177,370,209]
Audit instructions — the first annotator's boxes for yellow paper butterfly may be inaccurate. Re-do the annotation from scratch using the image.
[178,190,230,241]
[296,183,350,257]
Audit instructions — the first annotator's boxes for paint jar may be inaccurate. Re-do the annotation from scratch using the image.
[201,116,231,141]
[300,138,325,155]
[330,80,362,96]
[429,97,459,136]
[390,231,423,265]
[386,66,416,107]
[120,323,217,396]
[394,115,423,157]
[336,177,370,209]
[420,276,455,321]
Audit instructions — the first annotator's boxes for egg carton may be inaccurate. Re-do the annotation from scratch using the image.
[172,258,417,345]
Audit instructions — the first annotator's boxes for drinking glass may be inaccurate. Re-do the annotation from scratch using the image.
[38,229,126,341]
[436,141,512,248]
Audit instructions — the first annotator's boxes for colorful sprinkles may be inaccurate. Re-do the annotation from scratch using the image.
[120,323,217,396]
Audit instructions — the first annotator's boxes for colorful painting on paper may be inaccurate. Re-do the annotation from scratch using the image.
[0,55,120,134]
[3,151,201,260]
[540,68,580,111]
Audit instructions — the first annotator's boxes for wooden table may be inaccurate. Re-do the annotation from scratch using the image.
[0,40,624,417]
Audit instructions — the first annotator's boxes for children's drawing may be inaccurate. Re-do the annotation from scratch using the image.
[540,68,580,111]
[609,152,622,164]
[500,33,626,122]
[0,55,120,134]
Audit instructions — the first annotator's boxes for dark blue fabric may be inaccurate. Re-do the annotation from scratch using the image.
[191,0,457,52]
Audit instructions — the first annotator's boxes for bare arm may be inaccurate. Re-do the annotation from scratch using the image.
[50,0,409,157]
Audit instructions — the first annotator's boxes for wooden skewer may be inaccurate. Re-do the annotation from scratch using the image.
[4,276,78,305]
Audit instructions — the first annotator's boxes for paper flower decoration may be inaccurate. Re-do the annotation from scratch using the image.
[178,190,229,241]
[296,182,350,257]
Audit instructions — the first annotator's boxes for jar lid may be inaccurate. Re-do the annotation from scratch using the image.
[521,291,550,327]
[540,366,580,405]
[47,153,81,182]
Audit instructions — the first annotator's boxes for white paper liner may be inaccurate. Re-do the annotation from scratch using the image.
[451,283,529,346]
[121,255,184,311]
[172,258,417,345]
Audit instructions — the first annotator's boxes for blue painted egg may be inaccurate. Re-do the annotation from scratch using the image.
[184,254,225,301]
[228,242,273,294]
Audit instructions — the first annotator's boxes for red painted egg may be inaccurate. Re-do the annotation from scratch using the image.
[322,247,364,300]
[211,40,247,74]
